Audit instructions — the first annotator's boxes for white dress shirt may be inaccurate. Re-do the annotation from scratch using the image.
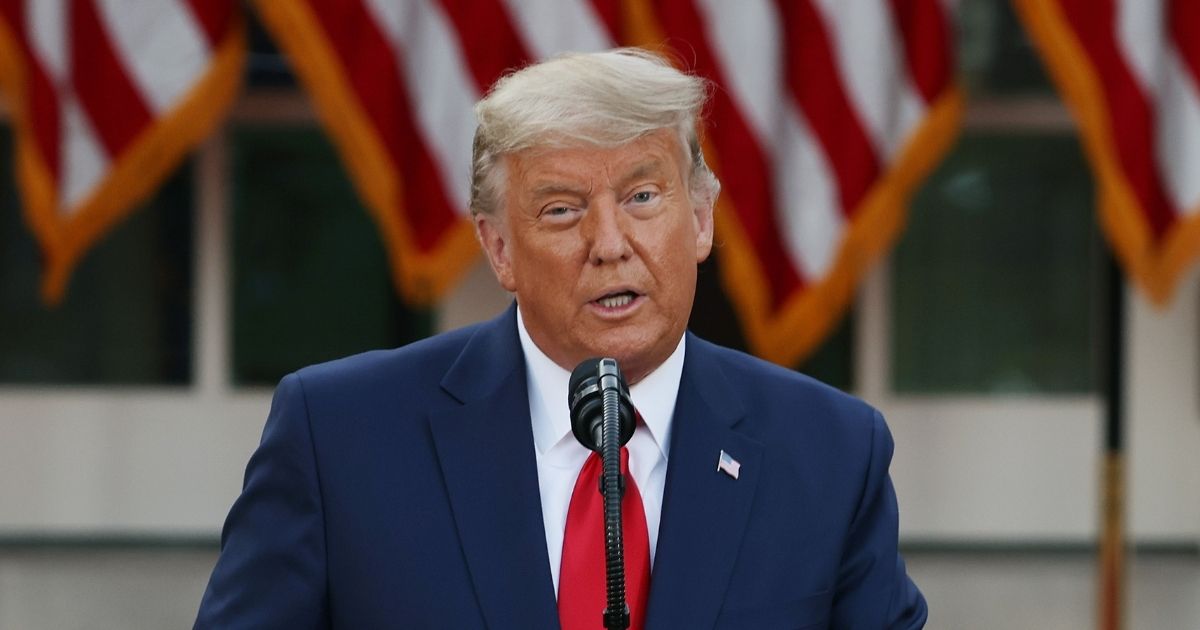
[517,306,684,597]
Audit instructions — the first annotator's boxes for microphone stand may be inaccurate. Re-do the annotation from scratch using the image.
[570,357,635,630]
[598,380,629,630]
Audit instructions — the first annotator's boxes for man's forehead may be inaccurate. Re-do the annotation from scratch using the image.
[524,159,669,188]
[509,134,685,188]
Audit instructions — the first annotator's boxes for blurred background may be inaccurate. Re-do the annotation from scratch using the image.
[0,0,1198,628]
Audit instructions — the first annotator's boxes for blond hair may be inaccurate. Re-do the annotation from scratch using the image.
[470,48,720,215]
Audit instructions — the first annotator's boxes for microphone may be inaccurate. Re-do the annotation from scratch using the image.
[567,357,636,630]
[568,357,636,453]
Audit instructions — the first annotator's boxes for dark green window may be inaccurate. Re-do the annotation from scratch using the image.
[959,0,1055,96]
[0,128,194,385]
[231,126,433,385]
[891,132,1099,394]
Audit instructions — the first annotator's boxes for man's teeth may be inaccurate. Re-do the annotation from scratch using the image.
[598,293,634,308]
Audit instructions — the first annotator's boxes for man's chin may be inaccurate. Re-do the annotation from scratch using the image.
[577,341,666,384]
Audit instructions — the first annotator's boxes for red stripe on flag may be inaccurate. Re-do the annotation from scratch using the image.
[183,0,234,48]
[586,0,621,44]
[887,0,952,103]
[308,0,461,252]
[653,0,804,307]
[777,0,880,217]
[0,0,62,180]
[1168,1,1200,100]
[28,43,61,180]
[1060,0,1176,239]
[70,0,152,157]
[436,0,531,90]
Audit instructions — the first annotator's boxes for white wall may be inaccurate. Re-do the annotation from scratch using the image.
[1126,266,1200,541]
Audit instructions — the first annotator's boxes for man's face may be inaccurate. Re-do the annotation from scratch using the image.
[475,129,714,383]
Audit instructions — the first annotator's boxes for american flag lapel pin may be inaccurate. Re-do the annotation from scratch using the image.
[717,450,741,480]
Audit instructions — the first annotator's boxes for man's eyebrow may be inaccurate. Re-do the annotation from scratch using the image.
[529,182,589,199]
[527,161,666,199]
[619,161,666,186]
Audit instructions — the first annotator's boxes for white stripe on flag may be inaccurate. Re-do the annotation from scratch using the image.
[809,0,903,159]
[693,0,783,145]
[893,83,927,153]
[363,0,478,214]
[501,0,612,59]
[27,0,110,209]
[1115,0,1165,98]
[27,0,68,84]
[696,0,844,279]
[61,96,108,208]
[776,108,844,279]
[94,0,211,113]
[882,3,930,158]
[1157,49,1200,215]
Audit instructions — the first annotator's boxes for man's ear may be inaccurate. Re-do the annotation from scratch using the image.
[474,212,517,292]
[693,200,715,263]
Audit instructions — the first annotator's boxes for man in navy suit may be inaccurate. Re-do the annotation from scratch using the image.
[196,48,926,629]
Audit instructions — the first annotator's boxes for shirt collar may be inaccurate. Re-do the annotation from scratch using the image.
[517,305,684,460]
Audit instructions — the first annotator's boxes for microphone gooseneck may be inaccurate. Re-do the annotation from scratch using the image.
[568,358,635,630]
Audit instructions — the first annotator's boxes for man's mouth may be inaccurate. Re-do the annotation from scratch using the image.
[596,291,637,308]
[591,290,643,312]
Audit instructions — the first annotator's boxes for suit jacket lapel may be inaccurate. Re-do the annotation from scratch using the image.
[429,305,560,629]
[645,334,764,630]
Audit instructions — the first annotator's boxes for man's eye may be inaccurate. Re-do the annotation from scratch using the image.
[542,205,575,218]
[631,191,655,203]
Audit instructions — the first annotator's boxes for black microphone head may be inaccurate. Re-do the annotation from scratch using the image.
[568,358,604,404]
[568,357,635,453]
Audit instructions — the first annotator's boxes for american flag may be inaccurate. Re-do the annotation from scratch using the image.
[1013,2,1200,628]
[0,0,245,303]
[1015,0,1200,306]
[255,0,961,365]
[717,449,741,480]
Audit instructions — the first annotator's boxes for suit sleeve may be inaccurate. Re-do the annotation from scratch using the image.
[194,373,330,629]
[831,408,928,629]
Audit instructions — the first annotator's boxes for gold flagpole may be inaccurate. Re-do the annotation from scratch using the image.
[1098,251,1126,630]
[1098,453,1125,630]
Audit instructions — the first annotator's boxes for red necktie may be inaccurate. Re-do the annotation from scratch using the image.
[558,447,651,630]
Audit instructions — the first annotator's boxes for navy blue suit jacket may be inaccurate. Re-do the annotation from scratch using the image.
[196,305,926,629]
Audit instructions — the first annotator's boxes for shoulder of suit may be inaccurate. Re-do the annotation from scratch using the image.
[286,320,485,397]
[689,335,879,430]
[687,337,889,476]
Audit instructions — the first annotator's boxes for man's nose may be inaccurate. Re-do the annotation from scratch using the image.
[584,197,633,265]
